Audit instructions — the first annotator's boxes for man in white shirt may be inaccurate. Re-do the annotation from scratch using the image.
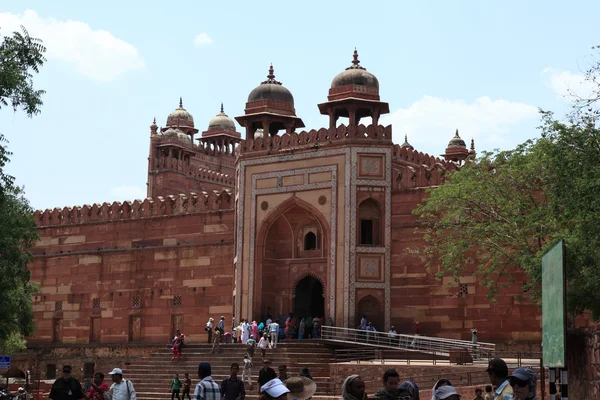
[387,326,399,346]
[268,321,279,348]
[104,368,135,400]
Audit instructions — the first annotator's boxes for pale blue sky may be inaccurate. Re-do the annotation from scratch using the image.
[0,1,597,210]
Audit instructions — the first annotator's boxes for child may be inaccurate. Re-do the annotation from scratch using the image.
[242,354,253,390]
[484,385,493,400]
[473,387,484,400]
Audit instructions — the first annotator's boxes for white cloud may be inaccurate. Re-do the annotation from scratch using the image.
[0,9,144,81]
[109,186,147,201]
[381,95,539,156]
[543,68,596,101]
[193,32,213,47]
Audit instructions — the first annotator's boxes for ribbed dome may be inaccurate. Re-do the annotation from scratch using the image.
[162,127,191,144]
[167,98,194,128]
[247,65,294,105]
[208,104,236,131]
[448,130,466,148]
[331,49,379,89]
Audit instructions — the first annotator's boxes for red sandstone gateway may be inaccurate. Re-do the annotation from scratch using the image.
[29,50,539,350]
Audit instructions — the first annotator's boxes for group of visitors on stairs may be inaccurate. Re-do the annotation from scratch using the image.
[45,355,539,400]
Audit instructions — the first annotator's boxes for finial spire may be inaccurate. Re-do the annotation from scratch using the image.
[179,97,183,108]
[220,102,224,113]
[352,48,360,66]
[153,117,156,125]
[404,134,408,142]
[455,128,460,137]
[267,64,275,80]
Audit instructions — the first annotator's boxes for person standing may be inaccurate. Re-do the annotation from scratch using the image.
[269,320,279,348]
[221,363,245,400]
[473,388,484,400]
[218,317,226,335]
[257,360,277,390]
[182,374,192,400]
[387,326,398,346]
[484,386,493,400]
[194,363,221,400]
[170,374,183,400]
[87,373,109,400]
[298,318,306,340]
[485,358,513,400]
[206,318,215,344]
[258,333,270,359]
[245,337,256,359]
[104,367,136,400]
[373,369,412,400]
[212,327,222,354]
[49,365,84,400]
[241,319,250,344]
[242,355,253,391]
[277,366,288,382]
[410,321,421,348]
[507,367,538,400]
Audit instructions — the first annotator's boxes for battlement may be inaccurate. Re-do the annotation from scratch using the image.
[237,123,392,155]
[152,156,234,186]
[34,190,233,227]
[392,144,450,168]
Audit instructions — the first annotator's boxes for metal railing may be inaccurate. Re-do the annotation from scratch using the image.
[321,325,495,359]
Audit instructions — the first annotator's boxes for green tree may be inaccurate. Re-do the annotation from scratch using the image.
[0,26,46,353]
[413,98,600,319]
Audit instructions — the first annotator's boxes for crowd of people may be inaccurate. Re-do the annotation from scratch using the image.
[45,356,540,400]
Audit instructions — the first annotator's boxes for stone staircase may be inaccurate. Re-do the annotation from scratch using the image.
[123,341,337,400]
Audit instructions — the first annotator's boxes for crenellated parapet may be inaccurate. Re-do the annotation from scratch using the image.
[237,124,392,155]
[34,190,233,227]
[392,144,460,189]
[152,156,234,187]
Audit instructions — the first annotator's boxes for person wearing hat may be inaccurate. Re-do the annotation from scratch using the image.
[485,358,513,400]
[49,365,84,400]
[507,367,538,400]
[206,318,215,344]
[284,377,317,400]
[260,378,289,400]
[104,368,136,400]
[433,386,461,400]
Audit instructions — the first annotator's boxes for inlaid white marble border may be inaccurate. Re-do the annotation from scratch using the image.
[349,147,392,330]
[249,165,337,321]
[237,148,351,322]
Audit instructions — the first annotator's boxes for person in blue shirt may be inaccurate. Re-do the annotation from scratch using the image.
[485,358,513,400]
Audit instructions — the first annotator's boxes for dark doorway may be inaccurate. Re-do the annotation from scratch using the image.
[294,275,324,319]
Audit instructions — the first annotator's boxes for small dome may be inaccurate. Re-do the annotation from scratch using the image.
[247,65,294,105]
[167,98,194,128]
[162,127,191,144]
[208,104,236,131]
[331,49,379,89]
[400,134,414,150]
[448,129,466,148]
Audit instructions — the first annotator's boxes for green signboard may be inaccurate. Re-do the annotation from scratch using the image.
[542,239,566,368]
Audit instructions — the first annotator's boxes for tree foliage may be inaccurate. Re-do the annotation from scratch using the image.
[413,51,600,318]
[0,26,46,353]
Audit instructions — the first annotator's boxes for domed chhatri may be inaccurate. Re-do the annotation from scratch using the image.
[331,49,379,90]
[166,97,197,132]
[235,64,305,139]
[202,104,241,140]
[318,49,389,129]
[442,129,470,164]
[400,134,414,150]
[162,127,192,144]
[208,103,236,132]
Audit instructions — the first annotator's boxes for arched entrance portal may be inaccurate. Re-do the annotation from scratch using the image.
[294,276,325,319]
[356,295,384,331]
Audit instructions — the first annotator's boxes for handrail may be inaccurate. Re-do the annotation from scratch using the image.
[321,325,495,359]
